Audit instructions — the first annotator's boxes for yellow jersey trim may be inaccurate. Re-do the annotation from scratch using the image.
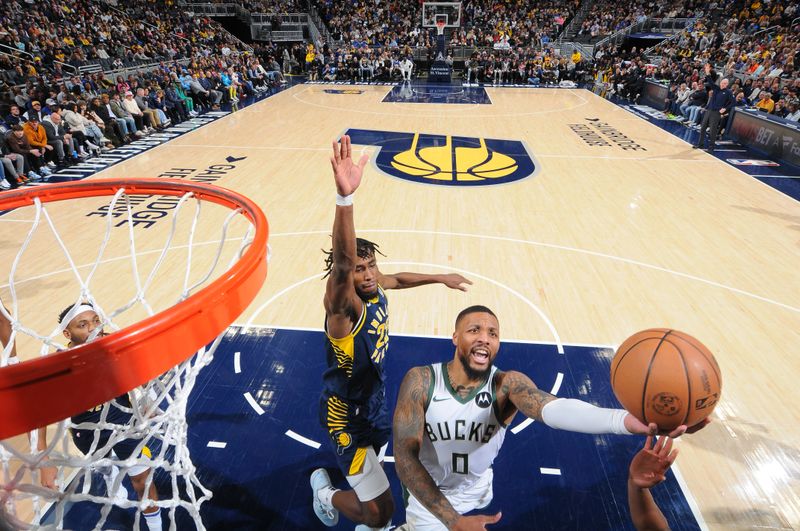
[348,447,368,476]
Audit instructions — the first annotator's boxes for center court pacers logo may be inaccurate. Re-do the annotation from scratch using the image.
[324,89,365,95]
[345,128,538,186]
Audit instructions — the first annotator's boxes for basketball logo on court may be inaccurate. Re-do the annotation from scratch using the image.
[345,128,537,186]
[650,392,682,416]
[475,391,492,408]
[324,89,365,95]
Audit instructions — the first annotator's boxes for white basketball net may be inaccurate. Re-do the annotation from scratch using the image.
[0,186,258,530]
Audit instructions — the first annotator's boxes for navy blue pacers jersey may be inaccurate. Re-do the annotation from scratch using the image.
[71,394,132,426]
[321,286,390,464]
[58,339,132,427]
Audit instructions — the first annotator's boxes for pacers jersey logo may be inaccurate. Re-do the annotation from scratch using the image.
[345,128,538,186]
[366,305,389,366]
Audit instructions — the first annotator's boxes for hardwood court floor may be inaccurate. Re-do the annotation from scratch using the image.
[1,84,798,529]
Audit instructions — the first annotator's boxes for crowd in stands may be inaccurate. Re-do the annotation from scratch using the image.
[452,0,580,48]
[463,48,590,84]
[306,0,587,85]
[576,0,701,42]
[0,0,248,87]
[242,0,305,13]
[577,0,646,40]
[594,0,800,123]
[313,0,578,52]
[194,0,303,12]
[0,0,291,190]
[313,0,424,48]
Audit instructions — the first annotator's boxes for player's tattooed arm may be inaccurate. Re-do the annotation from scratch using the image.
[498,370,557,422]
[393,366,462,529]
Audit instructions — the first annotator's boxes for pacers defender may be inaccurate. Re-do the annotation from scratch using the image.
[311,135,471,530]
[37,303,163,531]
[393,305,692,530]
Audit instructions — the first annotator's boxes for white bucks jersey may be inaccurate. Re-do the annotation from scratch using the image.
[419,362,506,493]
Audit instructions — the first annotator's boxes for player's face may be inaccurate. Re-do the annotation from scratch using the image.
[63,310,103,346]
[453,312,500,380]
[353,254,379,299]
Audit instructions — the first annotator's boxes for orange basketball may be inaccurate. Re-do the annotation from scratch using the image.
[610,328,722,430]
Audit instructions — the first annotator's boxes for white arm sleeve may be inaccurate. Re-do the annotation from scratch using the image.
[541,398,631,435]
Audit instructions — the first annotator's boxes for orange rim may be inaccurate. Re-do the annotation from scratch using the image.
[0,178,268,439]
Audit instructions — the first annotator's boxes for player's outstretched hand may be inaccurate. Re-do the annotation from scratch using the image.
[452,512,502,531]
[441,274,473,292]
[623,417,711,438]
[330,135,368,197]
[683,417,711,434]
[629,435,678,489]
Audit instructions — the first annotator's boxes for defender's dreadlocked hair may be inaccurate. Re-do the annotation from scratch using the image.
[322,237,386,278]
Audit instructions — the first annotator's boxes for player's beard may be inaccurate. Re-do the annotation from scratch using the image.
[457,348,492,382]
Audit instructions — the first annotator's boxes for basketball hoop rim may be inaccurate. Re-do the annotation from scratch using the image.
[0,178,269,439]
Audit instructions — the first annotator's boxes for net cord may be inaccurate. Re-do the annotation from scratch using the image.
[0,186,253,530]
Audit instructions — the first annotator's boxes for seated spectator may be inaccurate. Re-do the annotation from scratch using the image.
[91,95,129,145]
[134,88,163,131]
[110,92,142,138]
[0,135,26,188]
[180,72,212,111]
[4,105,26,128]
[61,103,104,155]
[162,84,189,123]
[149,89,180,126]
[42,112,82,166]
[22,116,55,169]
[755,91,775,113]
[199,72,224,108]
[773,99,789,118]
[684,83,709,126]
[786,104,800,122]
[80,101,116,148]
[122,91,152,133]
[23,101,49,123]
[7,124,47,180]
[116,76,131,96]
[673,83,691,115]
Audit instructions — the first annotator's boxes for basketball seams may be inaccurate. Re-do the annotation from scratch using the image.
[611,334,664,389]
[641,330,673,425]
[666,338,692,426]
[672,333,722,390]
[612,333,665,423]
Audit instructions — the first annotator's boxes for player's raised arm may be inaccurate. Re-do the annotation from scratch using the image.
[377,271,472,291]
[498,370,658,436]
[324,135,369,338]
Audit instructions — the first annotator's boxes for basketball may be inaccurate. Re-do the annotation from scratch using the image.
[610,329,722,430]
